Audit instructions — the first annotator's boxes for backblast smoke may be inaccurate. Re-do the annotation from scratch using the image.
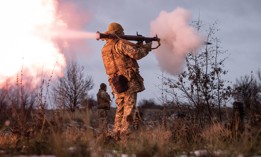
[0,0,95,88]
[150,7,203,75]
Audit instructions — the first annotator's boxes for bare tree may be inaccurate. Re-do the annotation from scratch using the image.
[257,69,261,83]
[53,61,94,112]
[161,20,231,123]
[233,70,261,117]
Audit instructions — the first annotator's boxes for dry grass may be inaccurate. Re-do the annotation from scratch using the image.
[0,134,18,150]
[124,127,172,157]
[201,122,232,149]
[0,107,260,156]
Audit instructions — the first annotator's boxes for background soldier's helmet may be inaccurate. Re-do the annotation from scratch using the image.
[104,22,124,35]
[100,83,107,90]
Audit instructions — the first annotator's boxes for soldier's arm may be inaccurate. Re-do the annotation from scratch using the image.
[115,39,151,60]
[101,91,111,102]
[106,92,112,102]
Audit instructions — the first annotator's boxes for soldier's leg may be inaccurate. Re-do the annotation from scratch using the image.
[120,92,137,136]
[104,110,109,132]
[98,109,106,132]
[113,95,124,135]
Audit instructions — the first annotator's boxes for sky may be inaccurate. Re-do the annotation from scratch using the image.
[60,0,261,105]
[0,0,260,108]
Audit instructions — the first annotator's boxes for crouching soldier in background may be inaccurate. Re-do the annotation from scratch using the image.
[97,83,111,134]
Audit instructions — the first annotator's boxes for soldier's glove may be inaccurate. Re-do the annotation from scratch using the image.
[143,42,152,52]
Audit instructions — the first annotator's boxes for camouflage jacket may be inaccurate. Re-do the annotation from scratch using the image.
[101,39,150,94]
[97,89,111,110]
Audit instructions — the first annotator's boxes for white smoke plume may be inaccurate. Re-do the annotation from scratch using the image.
[0,0,93,88]
[150,7,203,75]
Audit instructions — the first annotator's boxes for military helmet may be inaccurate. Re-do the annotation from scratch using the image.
[104,22,124,34]
[100,83,107,90]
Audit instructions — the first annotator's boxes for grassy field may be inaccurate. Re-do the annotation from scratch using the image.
[0,107,260,157]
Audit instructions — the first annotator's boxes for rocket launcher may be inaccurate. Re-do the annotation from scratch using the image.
[96,31,161,49]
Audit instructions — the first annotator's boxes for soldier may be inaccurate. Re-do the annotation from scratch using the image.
[100,22,152,140]
[97,83,111,134]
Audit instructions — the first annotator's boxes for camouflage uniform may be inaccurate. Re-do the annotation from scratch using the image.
[97,83,111,133]
[101,23,151,138]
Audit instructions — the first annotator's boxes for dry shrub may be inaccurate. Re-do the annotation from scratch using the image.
[170,118,202,149]
[50,129,91,157]
[122,126,172,157]
[232,122,261,156]
[2,109,94,156]
[46,109,93,157]
[201,122,232,150]
[0,134,18,149]
[200,122,261,156]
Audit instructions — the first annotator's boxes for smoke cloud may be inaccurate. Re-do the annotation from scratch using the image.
[53,1,94,59]
[150,7,203,75]
[0,0,93,88]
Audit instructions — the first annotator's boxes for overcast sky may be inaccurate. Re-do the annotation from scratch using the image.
[64,0,261,104]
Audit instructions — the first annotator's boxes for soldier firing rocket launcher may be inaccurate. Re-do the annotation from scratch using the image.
[96,31,161,49]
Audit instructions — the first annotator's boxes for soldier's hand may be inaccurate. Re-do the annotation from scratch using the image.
[144,42,152,52]
[136,40,143,45]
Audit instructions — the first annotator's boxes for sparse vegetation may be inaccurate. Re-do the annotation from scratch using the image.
[0,102,260,156]
[0,83,260,157]
[160,21,232,124]
[52,61,94,112]
[0,27,260,157]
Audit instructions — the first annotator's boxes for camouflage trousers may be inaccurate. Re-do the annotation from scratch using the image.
[113,92,137,137]
[98,109,109,133]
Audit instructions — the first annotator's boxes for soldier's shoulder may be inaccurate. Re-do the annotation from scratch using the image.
[118,39,134,46]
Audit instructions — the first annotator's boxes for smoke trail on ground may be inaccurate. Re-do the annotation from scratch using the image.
[150,7,203,75]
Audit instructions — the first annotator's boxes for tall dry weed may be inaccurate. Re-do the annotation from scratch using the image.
[201,122,232,150]
[111,126,172,157]
[0,134,18,150]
